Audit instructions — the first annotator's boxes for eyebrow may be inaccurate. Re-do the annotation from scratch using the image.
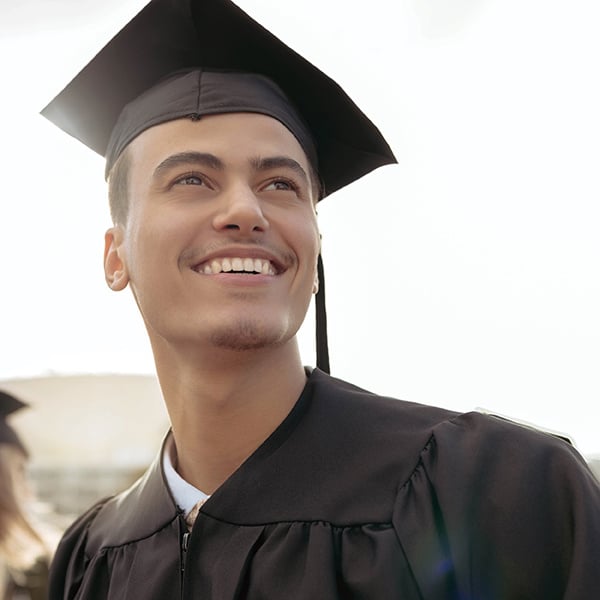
[153,151,224,179]
[250,156,309,185]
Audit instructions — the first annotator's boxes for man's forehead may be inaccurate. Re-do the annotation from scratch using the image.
[127,112,312,174]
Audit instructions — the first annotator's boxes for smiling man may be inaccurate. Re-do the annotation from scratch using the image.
[42,0,600,599]
[105,110,321,497]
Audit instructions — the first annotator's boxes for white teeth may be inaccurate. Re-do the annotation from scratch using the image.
[198,257,277,275]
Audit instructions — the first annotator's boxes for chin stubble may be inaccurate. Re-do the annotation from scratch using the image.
[209,320,284,352]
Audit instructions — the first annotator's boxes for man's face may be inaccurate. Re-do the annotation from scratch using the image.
[104,113,320,355]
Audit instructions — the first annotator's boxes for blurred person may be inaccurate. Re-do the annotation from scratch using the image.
[0,391,49,600]
[42,0,600,598]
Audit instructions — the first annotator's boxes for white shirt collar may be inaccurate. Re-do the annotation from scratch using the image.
[162,433,209,516]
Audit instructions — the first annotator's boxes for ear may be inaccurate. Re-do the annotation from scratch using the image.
[104,226,129,291]
[312,272,319,295]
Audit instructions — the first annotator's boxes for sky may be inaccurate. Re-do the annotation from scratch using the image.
[0,0,599,455]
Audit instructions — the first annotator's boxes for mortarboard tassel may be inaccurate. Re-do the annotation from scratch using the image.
[316,254,330,374]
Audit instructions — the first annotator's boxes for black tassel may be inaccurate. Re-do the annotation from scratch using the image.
[315,254,330,374]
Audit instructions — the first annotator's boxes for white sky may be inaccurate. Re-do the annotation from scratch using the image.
[1,0,599,455]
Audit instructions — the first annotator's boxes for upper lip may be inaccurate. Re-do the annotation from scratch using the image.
[189,247,288,274]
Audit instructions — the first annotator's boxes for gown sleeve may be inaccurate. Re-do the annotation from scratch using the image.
[48,500,109,600]
[394,412,600,599]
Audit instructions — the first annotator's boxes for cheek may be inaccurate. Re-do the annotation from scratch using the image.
[305,222,321,265]
[294,210,320,251]
[126,209,191,265]
[296,221,321,287]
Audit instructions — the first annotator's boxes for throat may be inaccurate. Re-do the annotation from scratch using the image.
[165,357,308,493]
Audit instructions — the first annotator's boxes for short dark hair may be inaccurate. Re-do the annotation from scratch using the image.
[107,148,131,225]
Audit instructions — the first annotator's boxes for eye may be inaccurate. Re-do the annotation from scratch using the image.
[173,172,206,186]
[262,178,300,193]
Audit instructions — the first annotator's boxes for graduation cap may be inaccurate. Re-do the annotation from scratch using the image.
[41,0,397,373]
[0,390,28,455]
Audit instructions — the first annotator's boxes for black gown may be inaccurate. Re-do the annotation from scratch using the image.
[48,369,600,599]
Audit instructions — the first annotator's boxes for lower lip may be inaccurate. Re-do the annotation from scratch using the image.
[192,270,278,286]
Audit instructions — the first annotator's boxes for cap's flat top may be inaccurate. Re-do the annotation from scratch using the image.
[41,0,396,196]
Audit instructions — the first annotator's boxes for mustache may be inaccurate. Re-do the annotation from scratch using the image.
[179,240,296,269]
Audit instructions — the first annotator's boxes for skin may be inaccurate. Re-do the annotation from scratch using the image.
[104,113,320,493]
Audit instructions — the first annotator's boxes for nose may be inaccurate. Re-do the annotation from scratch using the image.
[212,184,269,235]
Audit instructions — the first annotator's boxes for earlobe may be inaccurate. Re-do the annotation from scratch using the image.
[104,227,129,291]
[313,274,319,295]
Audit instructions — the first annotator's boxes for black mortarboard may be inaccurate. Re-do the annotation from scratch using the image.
[41,0,397,372]
[0,390,28,455]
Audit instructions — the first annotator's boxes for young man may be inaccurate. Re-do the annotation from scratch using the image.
[43,0,600,598]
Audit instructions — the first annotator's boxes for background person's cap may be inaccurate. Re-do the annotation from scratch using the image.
[0,390,29,455]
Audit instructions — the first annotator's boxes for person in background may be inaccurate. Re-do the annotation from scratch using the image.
[41,0,600,598]
[0,391,49,600]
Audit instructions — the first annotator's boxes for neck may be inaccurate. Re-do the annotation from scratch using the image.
[153,338,307,494]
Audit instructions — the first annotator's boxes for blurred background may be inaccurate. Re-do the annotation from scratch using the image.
[1,0,599,532]
[2,375,168,528]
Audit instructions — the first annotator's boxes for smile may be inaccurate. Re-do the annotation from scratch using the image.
[194,257,277,275]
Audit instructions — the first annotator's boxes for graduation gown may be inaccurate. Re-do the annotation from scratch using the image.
[48,369,600,599]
